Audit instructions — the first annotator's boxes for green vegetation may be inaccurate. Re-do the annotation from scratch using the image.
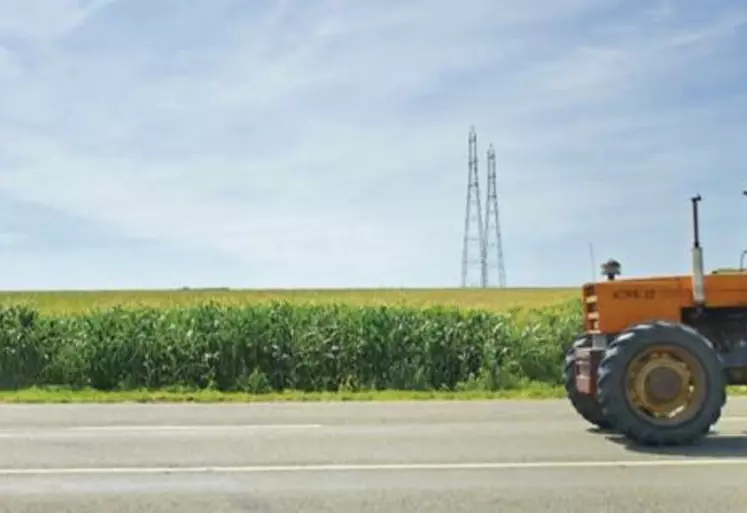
[0,385,569,403]
[0,287,577,315]
[1,385,744,404]
[0,298,581,395]
[1,290,746,404]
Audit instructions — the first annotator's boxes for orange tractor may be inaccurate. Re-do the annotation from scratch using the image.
[564,193,747,445]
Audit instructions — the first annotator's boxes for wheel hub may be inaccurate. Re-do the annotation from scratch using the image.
[627,347,704,423]
[645,365,684,403]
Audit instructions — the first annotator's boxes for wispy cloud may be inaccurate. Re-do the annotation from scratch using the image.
[0,0,117,41]
[0,0,746,289]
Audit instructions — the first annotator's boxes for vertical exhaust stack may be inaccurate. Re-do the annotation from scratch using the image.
[742,191,747,271]
[691,194,706,307]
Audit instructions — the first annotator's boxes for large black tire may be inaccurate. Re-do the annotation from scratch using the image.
[597,321,726,446]
[563,337,613,430]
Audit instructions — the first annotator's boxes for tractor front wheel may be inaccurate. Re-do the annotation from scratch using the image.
[597,321,726,446]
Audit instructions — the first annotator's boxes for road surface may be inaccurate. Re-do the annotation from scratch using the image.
[1,397,746,512]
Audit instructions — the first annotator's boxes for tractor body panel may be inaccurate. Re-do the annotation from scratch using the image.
[574,272,747,394]
[582,273,747,335]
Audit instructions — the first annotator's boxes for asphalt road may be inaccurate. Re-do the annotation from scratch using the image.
[1,398,747,512]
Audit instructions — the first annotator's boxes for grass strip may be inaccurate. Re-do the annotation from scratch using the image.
[1,385,745,404]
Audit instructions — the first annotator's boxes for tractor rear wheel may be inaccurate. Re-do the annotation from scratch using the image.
[597,321,726,446]
[563,337,613,430]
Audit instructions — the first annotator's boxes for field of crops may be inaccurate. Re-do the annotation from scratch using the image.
[0,287,577,315]
[0,287,583,394]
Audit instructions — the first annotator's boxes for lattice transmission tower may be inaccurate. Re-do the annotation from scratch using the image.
[460,126,487,287]
[484,144,507,287]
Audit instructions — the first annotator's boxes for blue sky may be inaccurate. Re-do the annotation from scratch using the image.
[0,0,746,290]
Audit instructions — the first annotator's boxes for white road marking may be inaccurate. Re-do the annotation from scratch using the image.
[0,417,742,437]
[719,416,747,422]
[1,458,747,476]
[66,424,323,431]
[0,424,322,439]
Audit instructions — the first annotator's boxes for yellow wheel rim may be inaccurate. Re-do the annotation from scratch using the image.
[624,345,707,426]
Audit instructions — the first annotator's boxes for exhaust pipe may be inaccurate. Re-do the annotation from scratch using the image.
[691,195,705,307]
[742,191,747,271]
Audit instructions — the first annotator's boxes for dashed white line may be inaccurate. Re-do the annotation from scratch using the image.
[67,424,323,431]
[1,458,747,476]
[719,416,747,422]
[0,424,322,439]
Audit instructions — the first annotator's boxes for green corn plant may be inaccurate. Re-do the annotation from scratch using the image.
[0,298,585,392]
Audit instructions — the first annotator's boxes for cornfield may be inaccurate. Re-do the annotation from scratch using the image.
[0,288,577,315]
[0,298,584,393]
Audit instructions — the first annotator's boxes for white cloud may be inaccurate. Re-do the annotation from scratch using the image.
[0,0,116,40]
[0,0,746,288]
